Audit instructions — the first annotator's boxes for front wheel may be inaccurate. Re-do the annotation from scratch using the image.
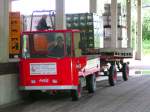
[86,74,96,93]
[71,81,82,101]
[108,65,117,86]
[27,90,42,101]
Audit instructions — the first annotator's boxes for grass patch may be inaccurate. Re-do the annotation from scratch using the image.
[142,70,150,75]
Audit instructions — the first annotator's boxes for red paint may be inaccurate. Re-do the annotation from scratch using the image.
[19,56,98,88]
[19,30,100,90]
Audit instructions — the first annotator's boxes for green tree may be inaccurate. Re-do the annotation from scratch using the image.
[143,17,150,40]
[142,0,150,40]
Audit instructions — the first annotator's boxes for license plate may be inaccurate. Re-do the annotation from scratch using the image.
[30,63,57,75]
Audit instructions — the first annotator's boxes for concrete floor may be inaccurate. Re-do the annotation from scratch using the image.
[1,56,150,112]
[0,69,150,112]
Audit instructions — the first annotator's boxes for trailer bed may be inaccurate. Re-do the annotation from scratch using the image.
[85,48,133,59]
[99,48,133,58]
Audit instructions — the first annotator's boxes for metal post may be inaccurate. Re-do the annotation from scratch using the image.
[111,0,118,48]
[0,0,9,62]
[135,0,142,60]
[126,0,132,48]
[89,0,97,13]
[55,0,66,30]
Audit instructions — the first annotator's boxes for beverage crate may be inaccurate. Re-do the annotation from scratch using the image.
[103,3,126,16]
[103,15,126,26]
[104,26,127,38]
[66,13,103,49]
[104,38,128,48]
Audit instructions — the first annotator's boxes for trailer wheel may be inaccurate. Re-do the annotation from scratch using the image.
[104,71,109,76]
[108,65,117,86]
[86,74,96,93]
[71,81,82,101]
[122,63,129,81]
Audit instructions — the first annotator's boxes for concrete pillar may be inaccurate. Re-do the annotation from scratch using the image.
[126,0,132,48]
[135,0,142,60]
[55,0,66,30]
[111,0,118,48]
[9,0,12,11]
[89,0,97,13]
[0,0,9,62]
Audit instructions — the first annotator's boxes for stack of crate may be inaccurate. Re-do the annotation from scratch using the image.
[66,13,103,49]
[23,13,104,49]
[103,3,127,48]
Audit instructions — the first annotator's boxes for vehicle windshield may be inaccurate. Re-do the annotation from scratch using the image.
[22,32,71,58]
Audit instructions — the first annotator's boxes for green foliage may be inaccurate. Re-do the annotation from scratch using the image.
[142,17,150,40]
[142,0,150,55]
[142,0,150,41]
[143,0,150,4]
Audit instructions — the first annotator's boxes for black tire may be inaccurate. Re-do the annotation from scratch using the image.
[20,90,42,101]
[28,90,42,100]
[71,81,82,101]
[108,65,117,86]
[20,91,31,101]
[86,74,96,93]
[122,63,129,81]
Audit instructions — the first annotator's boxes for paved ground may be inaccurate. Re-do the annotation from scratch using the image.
[0,72,150,112]
[1,57,150,112]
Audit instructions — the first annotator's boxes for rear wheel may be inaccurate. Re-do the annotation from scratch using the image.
[122,63,129,81]
[108,65,117,86]
[71,81,82,101]
[86,74,96,93]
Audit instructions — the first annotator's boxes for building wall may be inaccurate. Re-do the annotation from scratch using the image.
[0,62,20,106]
[0,74,21,106]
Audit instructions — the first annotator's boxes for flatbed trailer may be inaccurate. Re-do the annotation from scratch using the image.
[84,47,133,86]
[100,48,132,85]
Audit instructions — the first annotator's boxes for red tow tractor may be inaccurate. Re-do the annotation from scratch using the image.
[19,30,100,100]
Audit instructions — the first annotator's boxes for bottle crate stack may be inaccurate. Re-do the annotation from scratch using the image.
[103,3,127,48]
[23,13,104,50]
[66,13,103,49]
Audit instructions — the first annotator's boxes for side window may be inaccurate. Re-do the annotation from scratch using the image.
[66,33,71,56]
[51,33,65,57]
[74,32,81,57]
[33,34,49,52]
